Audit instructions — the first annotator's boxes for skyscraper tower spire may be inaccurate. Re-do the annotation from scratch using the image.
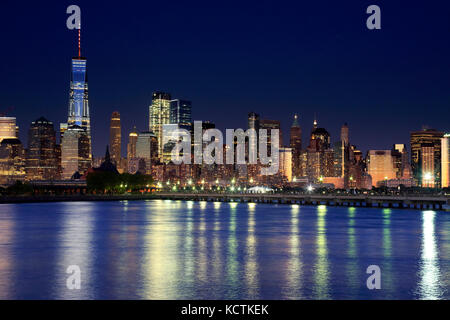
[78,28,81,57]
[62,20,92,160]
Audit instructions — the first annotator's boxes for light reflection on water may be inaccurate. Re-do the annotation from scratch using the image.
[0,200,449,299]
[416,211,444,299]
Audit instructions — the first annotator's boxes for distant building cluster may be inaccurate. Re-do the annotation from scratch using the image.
[1,33,449,191]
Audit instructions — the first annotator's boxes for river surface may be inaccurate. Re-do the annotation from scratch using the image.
[0,200,449,299]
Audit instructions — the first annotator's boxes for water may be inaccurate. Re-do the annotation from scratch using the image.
[0,200,449,300]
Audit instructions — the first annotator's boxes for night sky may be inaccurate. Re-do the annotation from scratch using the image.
[1,0,450,157]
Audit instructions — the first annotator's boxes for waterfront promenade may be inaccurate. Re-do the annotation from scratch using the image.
[1,192,449,210]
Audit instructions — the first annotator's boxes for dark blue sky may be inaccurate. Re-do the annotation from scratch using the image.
[1,0,450,157]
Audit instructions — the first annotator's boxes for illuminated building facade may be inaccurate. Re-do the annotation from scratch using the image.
[127,126,138,160]
[25,117,59,181]
[367,150,396,187]
[0,117,17,143]
[61,125,91,179]
[170,99,192,132]
[305,120,332,182]
[109,111,121,165]
[0,138,25,185]
[289,114,302,178]
[442,134,450,188]
[392,144,412,179]
[134,131,158,174]
[260,119,282,155]
[279,147,293,182]
[66,57,91,158]
[149,92,171,159]
[410,129,443,187]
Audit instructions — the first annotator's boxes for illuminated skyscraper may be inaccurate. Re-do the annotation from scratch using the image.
[0,138,25,184]
[260,119,282,151]
[127,126,138,160]
[421,144,436,187]
[0,117,17,143]
[135,131,158,174]
[61,125,91,179]
[25,117,59,181]
[279,147,293,182]
[62,28,92,160]
[149,92,171,159]
[442,134,450,188]
[340,123,349,147]
[109,111,121,165]
[367,150,396,187]
[410,129,443,187]
[170,99,192,132]
[289,114,302,178]
[306,119,332,182]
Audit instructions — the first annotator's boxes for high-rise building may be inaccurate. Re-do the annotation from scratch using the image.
[109,111,121,165]
[421,143,436,187]
[367,150,396,187]
[0,138,25,185]
[25,117,59,181]
[410,129,443,187]
[305,119,332,183]
[170,99,192,132]
[127,126,138,160]
[442,134,450,188]
[279,147,293,182]
[63,28,92,160]
[260,119,282,151]
[340,123,349,147]
[149,92,171,159]
[392,144,412,179]
[0,117,17,143]
[61,125,91,179]
[248,112,260,132]
[289,114,302,178]
[134,131,158,174]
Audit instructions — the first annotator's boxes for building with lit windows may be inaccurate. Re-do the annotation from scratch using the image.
[170,99,192,132]
[0,117,17,143]
[61,125,91,179]
[279,147,293,182]
[127,126,138,161]
[442,134,450,188]
[134,131,158,174]
[367,150,396,187]
[410,129,443,187]
[109,111,121,165]
[149,92,171,159]
[260,119,282,149]
[25,117,59,181]
[0,138,25,185]
[289,114,302,178]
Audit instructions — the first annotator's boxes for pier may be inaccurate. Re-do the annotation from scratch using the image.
[0,193,449,210]
[154,193,450,211]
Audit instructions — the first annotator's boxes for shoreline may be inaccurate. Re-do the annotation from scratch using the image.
[1,193,449,211]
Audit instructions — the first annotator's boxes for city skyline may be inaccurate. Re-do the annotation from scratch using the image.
[2,2,450,157]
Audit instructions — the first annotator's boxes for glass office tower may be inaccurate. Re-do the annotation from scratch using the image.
[67,57,91,159]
